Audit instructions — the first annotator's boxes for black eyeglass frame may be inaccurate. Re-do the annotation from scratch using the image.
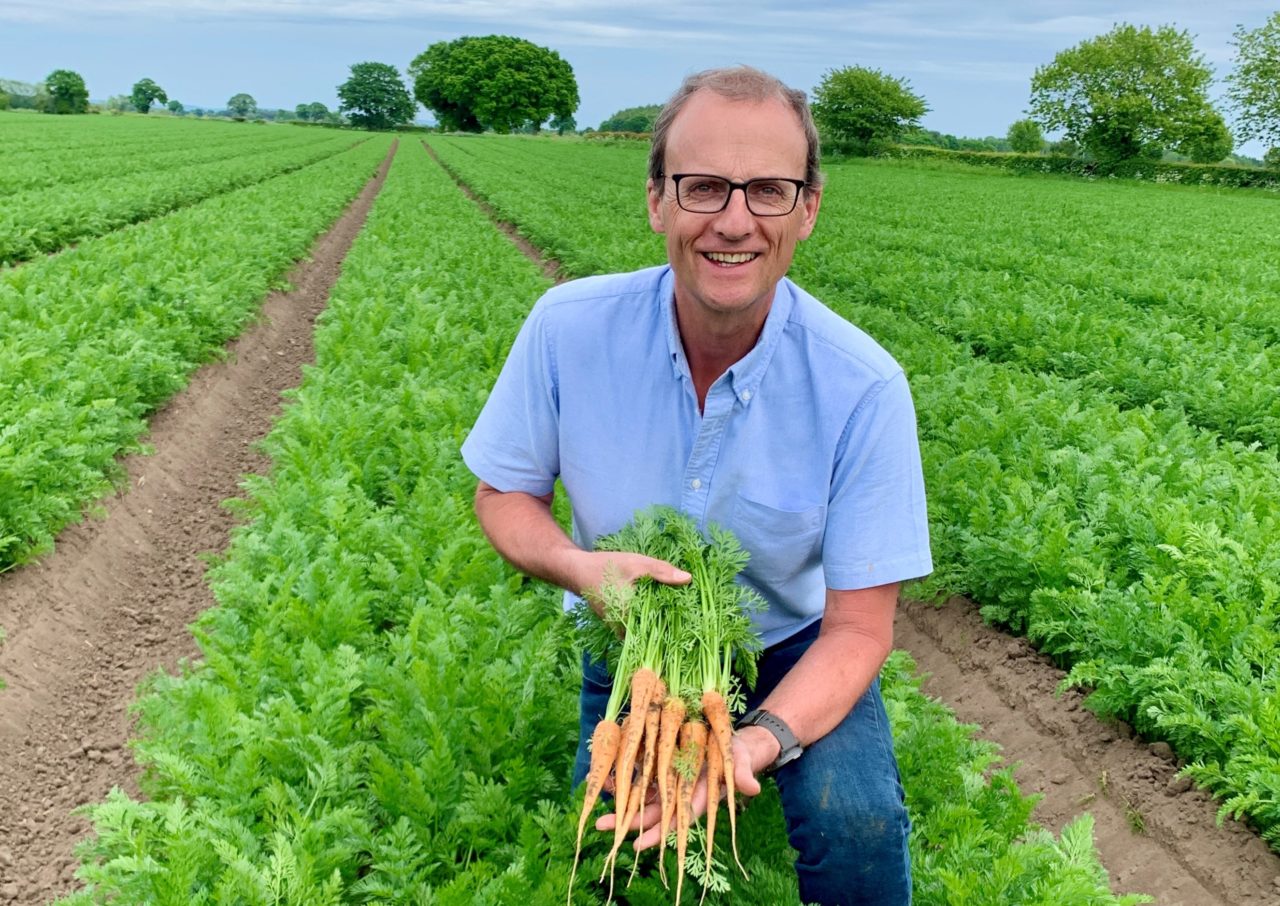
[657,172,809,216]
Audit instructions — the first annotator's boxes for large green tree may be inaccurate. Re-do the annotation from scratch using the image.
[43,69,89,114]
[130,77,168,113]
[598,104,662,132]
[811,65,928,154]
[1029,24,1227,167]
[337,61,415,130]
[1227,12,1280,155]
[409,35,579,133]
[227,93,256,118]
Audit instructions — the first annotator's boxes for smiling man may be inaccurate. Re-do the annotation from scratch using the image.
[461,66,931,905]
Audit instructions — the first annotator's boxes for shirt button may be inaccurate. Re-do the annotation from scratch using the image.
[691,478,702,490]
[742,390,752,401]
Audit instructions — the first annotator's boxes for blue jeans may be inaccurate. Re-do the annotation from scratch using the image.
[572,619,912,906]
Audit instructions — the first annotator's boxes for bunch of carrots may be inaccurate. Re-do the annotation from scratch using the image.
[569,507,764,905]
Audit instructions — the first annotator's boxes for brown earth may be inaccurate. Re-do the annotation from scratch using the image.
[2,139,1278,906]
[0,142,394,906]
[896,597,1280,905]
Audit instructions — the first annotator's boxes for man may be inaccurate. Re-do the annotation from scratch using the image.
[461,66,931,905]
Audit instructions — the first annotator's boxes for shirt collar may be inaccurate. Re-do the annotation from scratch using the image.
[660,266,794,406]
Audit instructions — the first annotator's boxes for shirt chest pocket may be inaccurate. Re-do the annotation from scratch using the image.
[731,493,826,586]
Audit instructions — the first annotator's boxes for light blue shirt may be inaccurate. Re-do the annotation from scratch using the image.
[461,265,932,647]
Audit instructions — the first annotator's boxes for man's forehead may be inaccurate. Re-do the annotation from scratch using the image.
[664,91,807,171]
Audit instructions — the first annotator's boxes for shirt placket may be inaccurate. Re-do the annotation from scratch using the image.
[680,379,735,526]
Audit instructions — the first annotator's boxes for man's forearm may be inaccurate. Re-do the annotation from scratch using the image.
[472,481,693,610]
[737,583,898,772]
[473,482,588,594]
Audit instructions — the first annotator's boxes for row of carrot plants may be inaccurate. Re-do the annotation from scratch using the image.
[0,135,392,571]
[0,127,365,264]
[0,115,322,194]
[424,135,1280,848]
[59,142,1139,904]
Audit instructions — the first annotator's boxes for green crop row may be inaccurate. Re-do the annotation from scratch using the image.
[424,135,1280,848]
[58,142,1141,904]
[0,135,392,571]
[0,116,326,195]
[0,131,366,264]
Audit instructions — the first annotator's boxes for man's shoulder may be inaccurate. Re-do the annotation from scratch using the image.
[782,279,903,382]
[536,265,669,316]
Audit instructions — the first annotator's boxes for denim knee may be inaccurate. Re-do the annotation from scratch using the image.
[774,680,911,906]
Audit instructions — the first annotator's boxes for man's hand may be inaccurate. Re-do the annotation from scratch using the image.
[594,729,768,851]
[572,550,692,619]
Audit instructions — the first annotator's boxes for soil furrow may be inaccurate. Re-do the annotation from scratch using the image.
[0,141,396,906]
[895,596,1280,905]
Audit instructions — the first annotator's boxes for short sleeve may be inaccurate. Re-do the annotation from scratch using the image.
[822,370,933,590]
[460,299,561,496]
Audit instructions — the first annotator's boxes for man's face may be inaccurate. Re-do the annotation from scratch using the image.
[647,90,822,323]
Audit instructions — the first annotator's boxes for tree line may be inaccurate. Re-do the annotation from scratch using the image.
[7,15,1277,169]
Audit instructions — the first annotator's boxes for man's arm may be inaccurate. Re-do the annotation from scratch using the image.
[473,481,691,614]
[735,582,899,773]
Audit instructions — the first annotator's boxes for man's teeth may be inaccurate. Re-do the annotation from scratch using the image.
[704,252,758,264]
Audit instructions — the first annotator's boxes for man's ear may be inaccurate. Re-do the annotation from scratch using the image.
[797,184,823,241]
[646,178,667,234]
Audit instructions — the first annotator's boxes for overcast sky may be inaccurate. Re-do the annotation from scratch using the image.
[1,1,1273,155]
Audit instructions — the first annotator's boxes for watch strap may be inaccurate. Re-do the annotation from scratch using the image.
[737,708,804,773]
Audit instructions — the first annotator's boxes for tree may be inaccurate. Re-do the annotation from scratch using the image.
[337,62,415,130]
[1265,147,1280,170]
[307,101,331,122]
[0,91,8,111]
[409,35,579,133]
[130,78,168,114]
[227,93,256,118]
[598,104,662,132]
[1007,118,1044,153]
[1179,109,1233,163]
[1227,12,1280,154]
[1029,24,1224,168]
[43,69,89,114]
[810,65,928,154]
[550,112,575,135]
[167,99,184,115]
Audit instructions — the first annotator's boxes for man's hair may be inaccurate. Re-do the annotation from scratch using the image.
[648,65,823,189]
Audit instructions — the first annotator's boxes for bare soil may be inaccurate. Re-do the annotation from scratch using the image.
[0,142,394,906]
[896,596,1280,905]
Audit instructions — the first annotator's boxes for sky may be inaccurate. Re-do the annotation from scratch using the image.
[1,1,1274,156]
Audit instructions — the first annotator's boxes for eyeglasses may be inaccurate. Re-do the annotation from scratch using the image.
[660,173,807,216]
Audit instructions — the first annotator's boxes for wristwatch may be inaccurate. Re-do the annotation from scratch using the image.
[737,708,804,773]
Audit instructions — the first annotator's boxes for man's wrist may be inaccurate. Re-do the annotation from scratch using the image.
[737,708,805,773]
[736,723,782,774]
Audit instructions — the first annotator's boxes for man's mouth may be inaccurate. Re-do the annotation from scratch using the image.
[702,251,759,266]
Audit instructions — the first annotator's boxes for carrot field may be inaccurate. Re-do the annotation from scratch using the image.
[4,113,1280,904]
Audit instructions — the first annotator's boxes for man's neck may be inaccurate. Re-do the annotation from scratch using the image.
[674,296,772,411]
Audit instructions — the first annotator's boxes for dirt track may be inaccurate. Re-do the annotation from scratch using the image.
[0,143,393,905]
[2,141,1279,905]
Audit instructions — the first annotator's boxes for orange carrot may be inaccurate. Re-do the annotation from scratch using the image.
[569,717,621,905]
[611,667,659,835]
[655,694,687,885]
[701,689,747,879]
[626,679,667,888]
[675,720,708,906]
[700,728,722,903]
[601,666,660,887]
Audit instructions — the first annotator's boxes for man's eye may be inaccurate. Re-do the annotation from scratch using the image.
[752,182,784,197]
